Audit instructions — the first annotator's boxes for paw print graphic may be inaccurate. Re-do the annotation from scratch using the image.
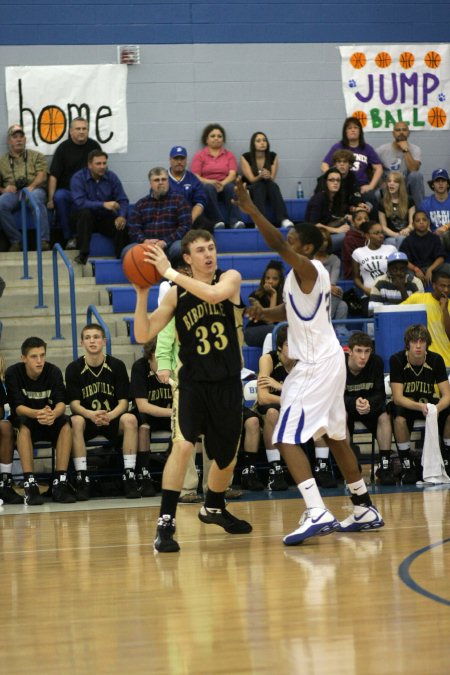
[348,79,357,88]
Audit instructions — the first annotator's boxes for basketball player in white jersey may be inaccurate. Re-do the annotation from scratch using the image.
[235,178,384,545]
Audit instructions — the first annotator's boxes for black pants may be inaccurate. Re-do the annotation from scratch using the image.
[249,180,288,226]
[74,208,129,258]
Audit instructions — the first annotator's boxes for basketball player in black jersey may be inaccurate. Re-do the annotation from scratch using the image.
[65,324,140,500]
[134,229,252,552]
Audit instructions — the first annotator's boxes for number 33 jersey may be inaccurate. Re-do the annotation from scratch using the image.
[175,269,244,382]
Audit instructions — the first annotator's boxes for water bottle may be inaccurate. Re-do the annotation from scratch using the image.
[297,181,304,199]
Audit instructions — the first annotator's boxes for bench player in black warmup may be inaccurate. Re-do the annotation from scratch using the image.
[65,324,140,500]
[134,229,252,552]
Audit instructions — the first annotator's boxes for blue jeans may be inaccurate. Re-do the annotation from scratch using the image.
[0,188,50,243]
[203,182,241,226]
[53,188,74,240]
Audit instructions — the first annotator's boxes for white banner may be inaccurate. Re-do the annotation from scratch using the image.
[5,64,128,154]
[340,45,450,131]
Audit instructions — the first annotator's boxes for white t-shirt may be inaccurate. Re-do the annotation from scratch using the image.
[352,244,397,289]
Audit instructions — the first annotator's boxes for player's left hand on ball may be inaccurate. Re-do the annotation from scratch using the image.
[144,243,170,276]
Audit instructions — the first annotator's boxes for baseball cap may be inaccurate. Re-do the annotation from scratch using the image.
[170,146,187,158]
[7,124,25,137]
[428,168,450,188]
[387,252,408,265]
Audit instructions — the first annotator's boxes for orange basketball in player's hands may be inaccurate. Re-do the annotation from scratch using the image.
[122,244,163,288]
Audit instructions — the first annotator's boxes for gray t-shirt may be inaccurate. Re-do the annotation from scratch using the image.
[376,141,422,174]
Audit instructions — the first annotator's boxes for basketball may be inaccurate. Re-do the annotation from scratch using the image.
[428,106,447,128]
[399,52,415,69]
[375,51,392,68]
[350,52,366,69]
[38,105,66,143]
[353,110,368,127]
[425,51,441,69]
[122,244,163,288]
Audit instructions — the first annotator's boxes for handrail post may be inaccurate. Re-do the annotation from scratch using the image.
[86,305,112,355]
[52,244,78,360]
[20,197,31,280]
[22,188,46,308]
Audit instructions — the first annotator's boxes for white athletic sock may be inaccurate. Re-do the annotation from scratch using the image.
[397,443,410,452]
[73,457,87,471]
[298,478,326,510]
[123,454,136,470]
[266,449,280,463]
[444,438,450,447]
[0,463,12,474]
[347,478,368,497]
[315,446,330,460]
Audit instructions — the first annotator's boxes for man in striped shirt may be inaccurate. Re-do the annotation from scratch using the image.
[127,167,191,261]
[369,251,424,313]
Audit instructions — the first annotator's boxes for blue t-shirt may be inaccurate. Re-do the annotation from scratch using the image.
[419,194,450,231]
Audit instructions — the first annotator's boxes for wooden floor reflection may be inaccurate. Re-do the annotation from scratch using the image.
[1,489,450,675]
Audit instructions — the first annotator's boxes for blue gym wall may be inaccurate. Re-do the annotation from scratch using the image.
[0,1,449,201]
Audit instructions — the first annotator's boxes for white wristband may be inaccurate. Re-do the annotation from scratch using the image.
[164,267,179,283]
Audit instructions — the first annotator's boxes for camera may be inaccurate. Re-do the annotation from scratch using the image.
[15,177,28,190]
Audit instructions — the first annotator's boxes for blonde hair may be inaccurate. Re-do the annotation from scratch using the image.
[383,171,409,220]
[0,354,6,381]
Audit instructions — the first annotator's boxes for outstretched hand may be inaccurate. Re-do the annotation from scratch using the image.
[144,243,171,277]
[246,297,265,322]
[233,176,255,215]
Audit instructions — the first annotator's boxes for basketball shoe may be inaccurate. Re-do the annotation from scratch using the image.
[23,477,44,506]
[198,506,252,534]
[267,463,289,491]
[283,508,339,546]
[336,505,384,532]
[123,469,141,499]
[314,460,338,488]
[75,471,90,501]
[154,515,180,553]
[241,465,264,491]
[375,458,396,486]
[0,473,22,504]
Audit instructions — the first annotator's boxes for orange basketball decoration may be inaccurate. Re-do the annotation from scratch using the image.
[350,52,367,69]
[399,52,415,69]
[38,105,66,144]
[375,51,392,68]
[122,244,163,288]
[425,51,441,69]
[427,107,447,128]
[353,110,368,127]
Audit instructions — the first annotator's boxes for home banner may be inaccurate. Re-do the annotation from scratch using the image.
[5,64,128,154]
[339,45,450,131]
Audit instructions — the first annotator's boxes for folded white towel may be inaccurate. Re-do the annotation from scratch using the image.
[421,404,450,484]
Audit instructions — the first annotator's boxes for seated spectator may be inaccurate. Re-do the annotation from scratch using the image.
[401,264,450,367]
[321,116,383,204]
[127,166,191,262]
[341,208,369,279]
[399,210,445,285]
[314,230,348,339]
[390,323,450,483]
[244,259,285,347]
[70,150,129,264]
[419,168,450,251]
[376,121,425,208]
[378,171,415,249]
[331,149,370,214]
[0,356,21,504]
[65,323,140,501]
[256,325,295,491]
[240,131,293,228]
[191,123,244,229]
[48,117,101,249]
[344,332,393,485]
[306,167,350,253]
[0,125,50,252]
[167,145,213,232]
[369,251,424,312]
[352,220,397,315]
[5,336,74,505]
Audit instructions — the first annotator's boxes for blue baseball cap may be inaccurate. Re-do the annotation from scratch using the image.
[387,252,408,265]
[428,168,450,188]
[170,146,187,158]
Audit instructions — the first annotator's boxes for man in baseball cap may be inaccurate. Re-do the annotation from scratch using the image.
[369,250,424,311]
[419,168,450,247]
[7,124,25,137]
[167,145,214,231]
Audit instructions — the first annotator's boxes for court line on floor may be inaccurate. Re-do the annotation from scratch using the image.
[398,538,450,606]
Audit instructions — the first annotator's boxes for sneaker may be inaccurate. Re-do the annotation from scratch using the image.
[52,477,77,503]
[154,515,180,553]
[281,218,294,228]
[214,221,225,230]
[123,469,141,499]
[41,240,51,251]
[179,492,202,503]
[283,508,339,546]
[23,478,44,506]
[375,459,396,486]
[232,221,245,229]
[138,468,156,497]
[336,505,384,532]
[9,242,22,252]
[198,506,252,534]
[65,238,77,250]
[224,487,243,500]
[400,458,420,485]
[75,471,90,501]
[314,460,338,488]
[0,473,22,504]
[74,253,88,265]
[241,466,265,491]
[267,463,289,491]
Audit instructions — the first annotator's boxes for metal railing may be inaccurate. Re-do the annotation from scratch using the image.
[21,188,46,308]
[52,243,78,360]
[86,304,112,355]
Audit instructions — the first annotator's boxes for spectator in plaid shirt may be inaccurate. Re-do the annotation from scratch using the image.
[127,167,191,261]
